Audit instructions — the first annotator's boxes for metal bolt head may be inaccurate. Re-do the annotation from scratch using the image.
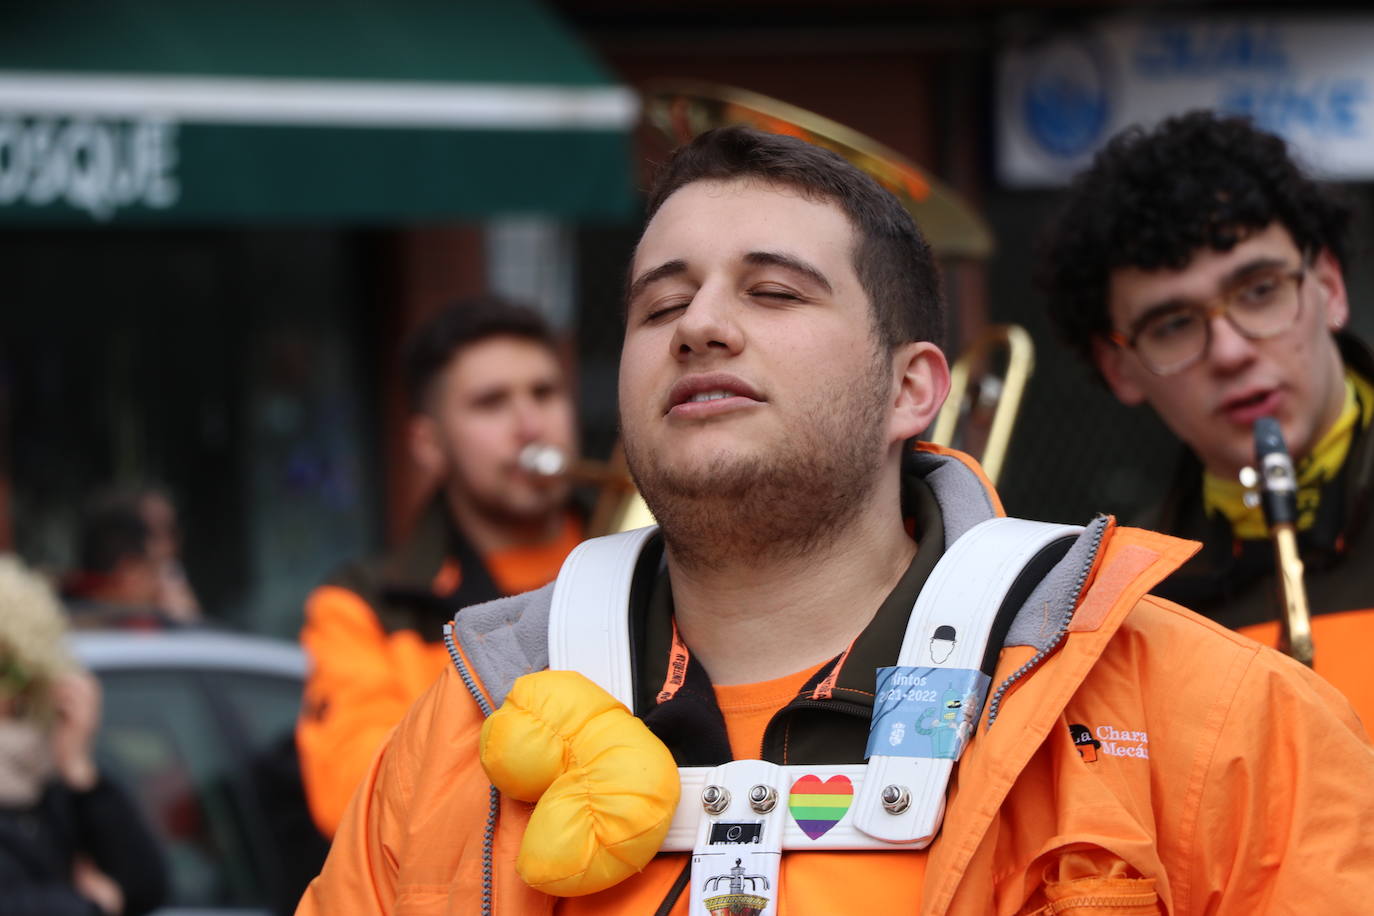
[747,784,778,814]
[881,784,911,815]
[702,785,730,815]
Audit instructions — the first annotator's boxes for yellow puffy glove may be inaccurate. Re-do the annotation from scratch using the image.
[479,669,680,897]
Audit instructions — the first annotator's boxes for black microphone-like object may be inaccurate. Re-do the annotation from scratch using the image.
[1251,417,1314,667]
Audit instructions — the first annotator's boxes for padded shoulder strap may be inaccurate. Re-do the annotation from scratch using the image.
[548,518,1082,710]
[548,524,659,709]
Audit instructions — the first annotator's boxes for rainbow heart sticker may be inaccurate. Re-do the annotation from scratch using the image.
[789,774,853,840]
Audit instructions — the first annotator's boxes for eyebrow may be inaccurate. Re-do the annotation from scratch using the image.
[624,249,837,318]
[1127,255,1293,333]
[742,250,833,294]
[626,259,688,309]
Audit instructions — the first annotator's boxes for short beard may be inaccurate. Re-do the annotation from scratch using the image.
[625,350,891,571]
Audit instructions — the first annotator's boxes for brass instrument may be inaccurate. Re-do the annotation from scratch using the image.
[1241,418,1315,666]
[519,444,654,537]
[928,325,1034,487]
[642,81,993,259]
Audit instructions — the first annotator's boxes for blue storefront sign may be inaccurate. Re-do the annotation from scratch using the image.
[999,17,1374,186]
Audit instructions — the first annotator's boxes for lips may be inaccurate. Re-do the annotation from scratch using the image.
[664,373,764,418]
[1219,387,1281,425]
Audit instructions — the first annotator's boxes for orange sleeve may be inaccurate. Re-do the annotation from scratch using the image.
[1234,608,1374,730]
[295,665,446,916]
[295,584,446,838]
[1189,646,1374,914]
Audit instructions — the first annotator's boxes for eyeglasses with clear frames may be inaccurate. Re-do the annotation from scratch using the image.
[1107,262,1309,376]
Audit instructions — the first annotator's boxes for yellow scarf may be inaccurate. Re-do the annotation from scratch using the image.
[1204,370,1374,539]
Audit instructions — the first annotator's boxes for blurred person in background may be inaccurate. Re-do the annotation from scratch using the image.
[1039,111,1373,722]
[296,295,584,837]
[135,486,201,624]
[62,492,170,631]
[0,554,167,915]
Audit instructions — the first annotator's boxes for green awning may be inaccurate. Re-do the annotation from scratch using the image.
[0,1,638,224]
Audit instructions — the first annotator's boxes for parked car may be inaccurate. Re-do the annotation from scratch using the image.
[70,629,329,916]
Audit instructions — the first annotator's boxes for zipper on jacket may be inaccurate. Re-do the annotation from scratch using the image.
[444,622,499,916]
[984,519,1108,728]
[1031,889,1160,914]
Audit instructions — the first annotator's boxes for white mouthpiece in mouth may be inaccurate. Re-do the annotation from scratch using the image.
[519,443,567,477]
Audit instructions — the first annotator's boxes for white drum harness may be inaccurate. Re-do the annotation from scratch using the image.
[549,517,1082,916]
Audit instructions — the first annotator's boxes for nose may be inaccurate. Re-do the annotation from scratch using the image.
[513,393,548,443]
[1206,312,1259,373]
[670,281,743,361]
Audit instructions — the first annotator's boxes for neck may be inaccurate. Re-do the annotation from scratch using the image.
[443,489,564,553]
[666,477,915,686]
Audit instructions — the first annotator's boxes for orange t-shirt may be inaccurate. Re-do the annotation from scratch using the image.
[713,661,828,759]
[486,515,584,595]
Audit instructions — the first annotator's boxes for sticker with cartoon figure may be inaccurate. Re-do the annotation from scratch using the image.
[866,666,989,761]
[701,858,771,916]
[929,624,957,663]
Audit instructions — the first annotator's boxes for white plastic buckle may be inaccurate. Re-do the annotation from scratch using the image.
[689,760,787,916]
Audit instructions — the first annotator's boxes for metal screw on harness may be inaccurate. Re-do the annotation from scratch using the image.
[702,785,730,814]
[748,784,778,814]
[881,785,911,815]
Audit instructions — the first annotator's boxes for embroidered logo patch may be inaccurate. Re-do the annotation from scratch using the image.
[788,774,853,840]
[1069,722,1149,761]
[1068,723,1101,762]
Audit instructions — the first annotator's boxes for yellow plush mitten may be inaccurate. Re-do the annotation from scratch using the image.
[479,669,680,896]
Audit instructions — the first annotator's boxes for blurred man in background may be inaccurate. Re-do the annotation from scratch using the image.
[63,492,167,631]
[1039,111,1373,722]
[296,295,583,837]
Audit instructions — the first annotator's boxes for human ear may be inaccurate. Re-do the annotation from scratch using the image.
[1312,248,1350,332]
[1091,336,1147,406]
[890,341,951,443]
[408,414,446,479]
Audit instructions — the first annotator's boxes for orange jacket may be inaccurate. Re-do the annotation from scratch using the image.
[296,504,581,837]
[300,476,1374,914]
[297,582,454,838]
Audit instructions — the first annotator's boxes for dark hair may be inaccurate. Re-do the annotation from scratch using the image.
[402,295,560,412]
[642,125,945,351]
[77,492,151,574]
[1038,110,1352,372]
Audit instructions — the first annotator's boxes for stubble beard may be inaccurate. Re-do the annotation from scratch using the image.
[624,353,892,572]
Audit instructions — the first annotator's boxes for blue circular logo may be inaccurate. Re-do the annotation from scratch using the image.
[1021,37,1112,159]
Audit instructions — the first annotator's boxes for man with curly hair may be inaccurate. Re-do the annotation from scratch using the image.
[1039,111,1373,722]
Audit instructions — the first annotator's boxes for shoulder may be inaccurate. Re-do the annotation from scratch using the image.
[1100,593,1368,754]
[301,558,386,636]
[316,553,386,601]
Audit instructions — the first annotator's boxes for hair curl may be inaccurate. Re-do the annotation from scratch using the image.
[1037,110,1351,375]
